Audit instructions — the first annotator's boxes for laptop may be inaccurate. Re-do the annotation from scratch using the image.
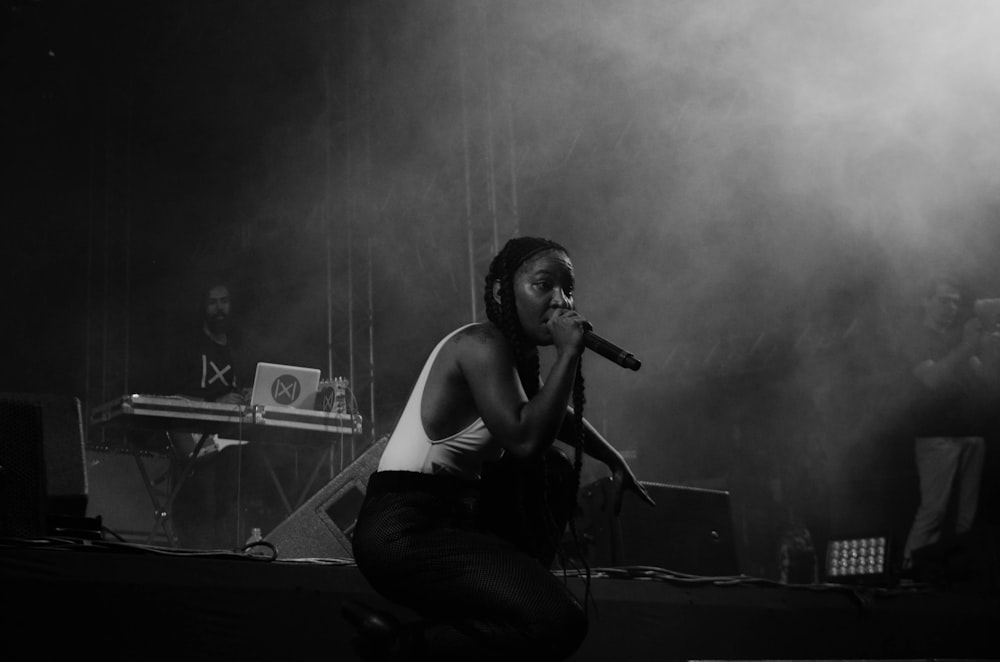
[248,362,322,410]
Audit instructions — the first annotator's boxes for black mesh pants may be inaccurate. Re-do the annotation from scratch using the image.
[351,450,587,661]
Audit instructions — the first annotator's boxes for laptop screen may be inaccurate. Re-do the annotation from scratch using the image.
[249,362,321,410]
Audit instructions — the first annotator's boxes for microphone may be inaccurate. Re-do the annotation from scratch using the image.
[581,322,641,371]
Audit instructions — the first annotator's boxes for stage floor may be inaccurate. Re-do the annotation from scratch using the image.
[3,536,999,661]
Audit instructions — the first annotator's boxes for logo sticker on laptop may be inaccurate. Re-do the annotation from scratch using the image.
[270,375,302,405]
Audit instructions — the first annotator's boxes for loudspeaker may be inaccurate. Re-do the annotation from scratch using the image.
[265,436,387,559]
[0,393,88,537]
[577,477,741,576]
[84,448,172,544]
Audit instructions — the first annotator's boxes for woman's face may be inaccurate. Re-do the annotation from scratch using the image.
[510,249,575,345]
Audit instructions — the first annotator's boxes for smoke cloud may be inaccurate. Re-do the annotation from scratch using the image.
[8,0,1000,573]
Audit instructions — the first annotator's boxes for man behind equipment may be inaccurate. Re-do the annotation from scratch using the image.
[174,282,245,406]
[165,279,257,549]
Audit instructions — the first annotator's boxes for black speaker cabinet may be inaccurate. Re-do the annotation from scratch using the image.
[577,477,741,576]
[265,436,387,559]
[0,393,88,537]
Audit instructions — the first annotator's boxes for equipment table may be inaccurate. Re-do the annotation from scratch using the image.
[90,394,363,546]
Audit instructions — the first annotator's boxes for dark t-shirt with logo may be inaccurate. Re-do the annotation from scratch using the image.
[165,330,244,402]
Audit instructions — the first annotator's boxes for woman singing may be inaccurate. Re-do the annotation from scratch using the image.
[347,236,653,661]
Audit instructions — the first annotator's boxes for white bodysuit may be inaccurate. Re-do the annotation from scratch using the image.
[377,325,505,480]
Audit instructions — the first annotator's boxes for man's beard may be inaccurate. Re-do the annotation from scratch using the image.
[206,314,229,335]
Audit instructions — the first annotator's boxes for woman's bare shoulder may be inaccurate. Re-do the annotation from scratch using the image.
[450,323,508,359]
[452,322,501,343]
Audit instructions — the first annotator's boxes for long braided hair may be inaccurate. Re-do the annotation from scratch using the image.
[483,236,588,569]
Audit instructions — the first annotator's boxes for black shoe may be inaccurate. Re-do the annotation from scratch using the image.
[341,599,406,660]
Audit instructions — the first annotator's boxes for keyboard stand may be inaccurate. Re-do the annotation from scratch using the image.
[127,431,213,547]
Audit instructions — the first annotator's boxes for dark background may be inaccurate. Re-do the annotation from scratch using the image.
[5,0,1000,575]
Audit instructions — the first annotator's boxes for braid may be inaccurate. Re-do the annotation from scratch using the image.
[569,362,591,599]
[570,364,586,509]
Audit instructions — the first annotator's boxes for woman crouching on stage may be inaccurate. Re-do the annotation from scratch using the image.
[345,235,654,661]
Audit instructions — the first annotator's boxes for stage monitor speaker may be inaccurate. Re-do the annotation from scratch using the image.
[265,436,387,560]
[0,393,88,537]
[577,477,741,576]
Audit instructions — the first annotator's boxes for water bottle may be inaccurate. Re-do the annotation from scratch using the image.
[245,526,270,558]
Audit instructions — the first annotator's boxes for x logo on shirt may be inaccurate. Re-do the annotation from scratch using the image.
[201,357,233,388]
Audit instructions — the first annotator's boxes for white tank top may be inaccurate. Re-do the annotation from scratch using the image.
[377,325,504,480]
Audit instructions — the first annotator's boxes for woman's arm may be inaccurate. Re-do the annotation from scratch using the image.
[559,410,655,514]
[457,319,584,459]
